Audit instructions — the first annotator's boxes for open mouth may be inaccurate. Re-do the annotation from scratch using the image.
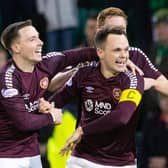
[35,49,42,54]
[115,60,126,65]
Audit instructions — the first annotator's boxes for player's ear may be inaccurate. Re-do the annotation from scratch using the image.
[11,41,21,54]
[96,26,100,33]
[96,48,104,59]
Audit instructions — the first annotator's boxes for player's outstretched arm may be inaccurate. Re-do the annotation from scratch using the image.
[144,78,157,90]
[48,67,78,92]
[154,75,168,96]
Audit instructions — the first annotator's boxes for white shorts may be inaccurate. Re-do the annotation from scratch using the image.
[66,156,137,168]
[0,155,42,168]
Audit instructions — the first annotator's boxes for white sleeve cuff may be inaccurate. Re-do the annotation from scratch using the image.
[50,112,56,123]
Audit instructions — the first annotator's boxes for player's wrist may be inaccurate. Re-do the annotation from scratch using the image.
[50,111,56,123]
[77,126,84,136]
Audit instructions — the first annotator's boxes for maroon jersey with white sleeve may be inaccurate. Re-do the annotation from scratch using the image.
[50,63,144,166]
[0,47,97,157]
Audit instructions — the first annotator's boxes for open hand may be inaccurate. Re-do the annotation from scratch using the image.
[59,126,83,156]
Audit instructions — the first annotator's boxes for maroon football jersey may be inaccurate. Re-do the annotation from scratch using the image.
[0,47,97,157]
[50,62,144,166]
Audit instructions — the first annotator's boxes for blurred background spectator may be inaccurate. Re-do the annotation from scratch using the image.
[142,94,168,168]
[0,0,47,51]
[79,12,97,47]
[77,0,153,55]
[36,0,78,52]
[151,8,168,78]
[149,0,168,13]
[137,8,168,168]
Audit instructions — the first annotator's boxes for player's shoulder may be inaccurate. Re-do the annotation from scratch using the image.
[42,51,65,60]
[0,62,20,98]
[121,70,143,89]
[0,62,16,77]
[129,46,147,57]
[0,61,19,88]
[123,70,143,80]
[78,61,98,73]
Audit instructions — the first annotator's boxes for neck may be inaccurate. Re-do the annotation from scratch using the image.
[13,55,34,72]
[100,65,119,78]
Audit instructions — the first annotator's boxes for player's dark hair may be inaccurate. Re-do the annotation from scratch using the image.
[95,26,127,49]
[0,20,32,52]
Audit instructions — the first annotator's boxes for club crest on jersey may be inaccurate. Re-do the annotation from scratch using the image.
[40,77,49,89]
[1,88,18,98]
[112,88,121,100]
[84,99,94,111]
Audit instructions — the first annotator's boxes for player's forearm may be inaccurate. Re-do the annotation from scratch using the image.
[48,72,71,92]
[154,75,168,95]
[17,113,54,131]
[63,47,98,67]
[83,86,143,135]
[9,110,54,132]
[82,102,136,135]
[154,80,168,95]
[48,68,77,92]
[3,99,54,131]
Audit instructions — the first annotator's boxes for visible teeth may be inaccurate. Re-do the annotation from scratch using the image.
[36,50,42,53]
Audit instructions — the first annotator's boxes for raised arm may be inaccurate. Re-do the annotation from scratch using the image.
[48,67,78,92]
[42,47,98,79]
[128,47,168,95]
[129,47,161,79]
[154,75,168,95]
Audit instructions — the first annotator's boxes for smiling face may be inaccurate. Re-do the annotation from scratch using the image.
[97,33,129,78]
[13,25,43,65]
[153,22,168,45]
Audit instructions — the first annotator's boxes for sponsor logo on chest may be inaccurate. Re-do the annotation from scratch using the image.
[84,99,112,115]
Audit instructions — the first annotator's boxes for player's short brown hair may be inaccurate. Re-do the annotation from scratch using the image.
[97,7,127,28]
[1,20,32,51]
